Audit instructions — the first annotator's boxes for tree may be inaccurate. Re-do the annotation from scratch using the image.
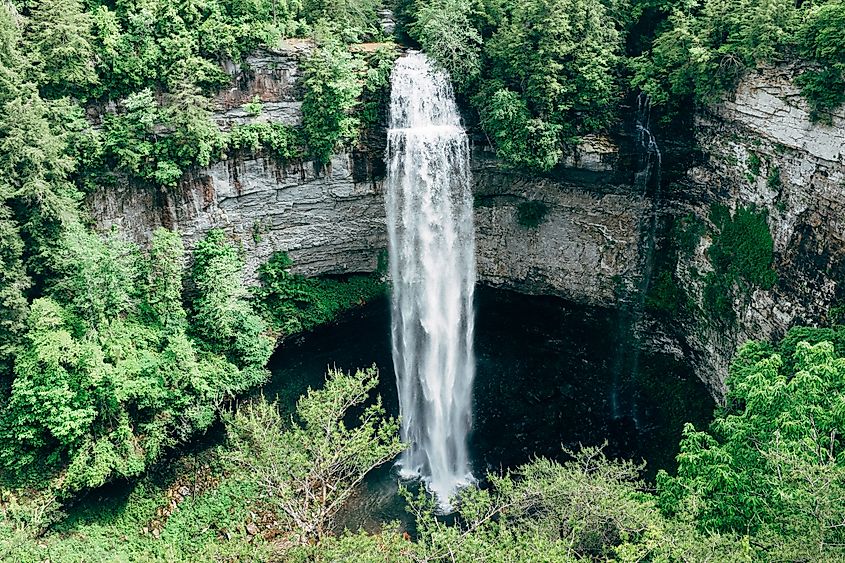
[485,0,621,134]
[0,205,30,377]
[20,0,98,99]
[147,227,187,329]
[190,229,273,371]
[301,32,364,163]
[658,336,845,560]
[409,0,482,91]
[225,366,404,544]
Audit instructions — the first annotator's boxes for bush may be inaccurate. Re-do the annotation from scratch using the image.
[703,205,777,321]
[255,251,386,336]
[301,32,364,163]
[516,200,551,228]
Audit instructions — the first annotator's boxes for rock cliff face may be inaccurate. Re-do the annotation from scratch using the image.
[655,65,845,398]
[473,150,647,305]
[89,44,647,302]
[88,47,845,399]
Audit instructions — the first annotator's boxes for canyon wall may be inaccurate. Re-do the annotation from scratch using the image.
[88,47,845,399]
[655,65,845,398]
[90,44,646,304]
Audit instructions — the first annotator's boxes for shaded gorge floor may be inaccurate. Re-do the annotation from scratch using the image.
[262,286,714,531]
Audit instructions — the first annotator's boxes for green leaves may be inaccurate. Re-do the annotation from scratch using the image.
[191,230,274,370]
[0,227,273,496]
[301,34,364,164]
[225,366,403,544]
[658,333,845,558]
[409,0,482,91]
[255,251,386,337]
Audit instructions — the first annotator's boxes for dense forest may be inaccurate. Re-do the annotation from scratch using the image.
[1,0,844,560]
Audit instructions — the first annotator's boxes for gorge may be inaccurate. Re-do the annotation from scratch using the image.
[88,44,845,402]
[3,0,845,558]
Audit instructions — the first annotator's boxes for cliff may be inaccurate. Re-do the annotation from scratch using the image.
[657,64,845,398]
[88,47,845,400]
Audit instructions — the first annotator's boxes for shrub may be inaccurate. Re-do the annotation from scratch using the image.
[516,200,550,229]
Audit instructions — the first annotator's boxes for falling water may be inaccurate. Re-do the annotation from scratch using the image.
[385,52,476,507]
[611,92,664,422]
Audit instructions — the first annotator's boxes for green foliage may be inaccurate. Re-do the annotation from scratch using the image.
[0,227,271,495]
[226,366,403,543]
[796,1,845,120]
[20,0,98,99]
[484,0,621,135]
[634,0,845,115]
[0,205,29,375]
[302,0,383,40]
[190,230,274,370]
[404,0,621,171]
[703,205,776,321]
[658,335,845,559]
[256,251,386,337]
[102,87,223,188]
[409,0,481,90]
[301,32,365,163]
[360,45,399,130]
[516,200,550,229]
[226,121,302,160]
[242,95,263,117]
[477,89,563,171]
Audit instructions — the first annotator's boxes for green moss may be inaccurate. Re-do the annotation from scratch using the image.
[645,270,685,314]
[702,205,777,322]
[767,166,782,191]
[673,214,706,256]
[516,200,550,229]
[747,152,762,177]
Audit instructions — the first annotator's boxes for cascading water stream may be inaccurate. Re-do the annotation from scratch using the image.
[385,52,476,508]
[611,92,663,423]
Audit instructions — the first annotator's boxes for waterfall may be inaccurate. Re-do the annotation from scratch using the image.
[385,52,476,507]
[611,92,663,422]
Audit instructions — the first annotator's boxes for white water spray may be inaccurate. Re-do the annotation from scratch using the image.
[385,52,476,507]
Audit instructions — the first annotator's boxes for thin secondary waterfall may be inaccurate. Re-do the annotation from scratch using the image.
[385,52,476,506]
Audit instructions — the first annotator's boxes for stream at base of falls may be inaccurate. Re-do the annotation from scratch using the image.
[262,286,714,533]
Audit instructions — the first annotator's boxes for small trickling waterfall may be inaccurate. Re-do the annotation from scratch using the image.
[385,53,477,507]
[611,93,663,422]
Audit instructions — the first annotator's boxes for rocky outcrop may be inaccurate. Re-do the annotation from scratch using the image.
[657,64,845,398]
[90,153,387,281]
[473,151,647,305]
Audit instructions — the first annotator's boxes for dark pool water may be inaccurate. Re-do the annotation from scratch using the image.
[262,287,714,530]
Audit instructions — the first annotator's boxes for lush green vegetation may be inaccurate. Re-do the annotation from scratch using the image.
[397,0,845,171]
[703,205,777,321]
[4,325,844,560]
[632,0,845,121]
[255,251,387,337]
[400,0,623,171]
[0,0,390,516]
[0,228,273,497]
